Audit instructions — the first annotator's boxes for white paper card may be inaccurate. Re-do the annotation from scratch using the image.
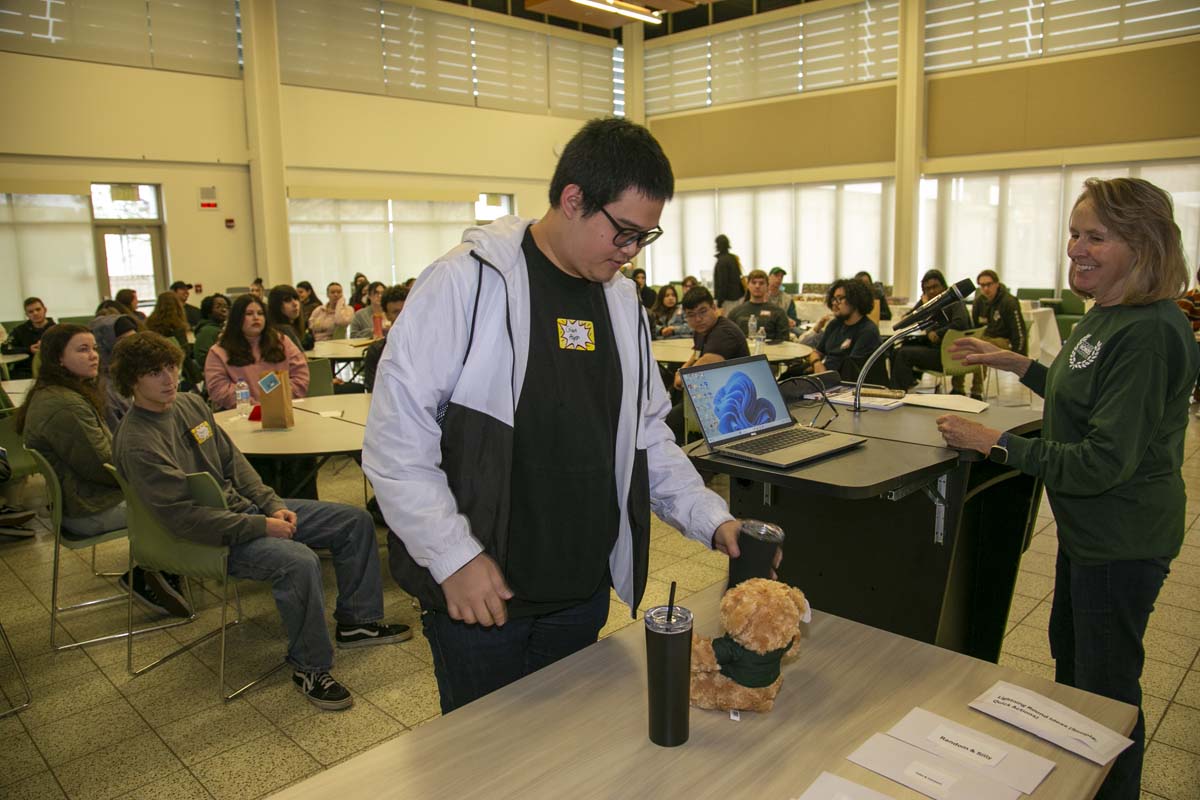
[847,734,1020,800]
[900,393,989,413]
[890,708,1055,794]
[796,772,895,800]
[969,681,1134,765]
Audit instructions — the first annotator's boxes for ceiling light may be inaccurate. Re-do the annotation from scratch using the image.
[569,0,663,25]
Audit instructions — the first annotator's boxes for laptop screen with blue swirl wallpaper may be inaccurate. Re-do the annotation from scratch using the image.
[681,356,790,445]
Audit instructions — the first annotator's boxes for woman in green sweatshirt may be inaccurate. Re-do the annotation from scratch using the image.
[17,324,191,618]
[936,178,1197,800]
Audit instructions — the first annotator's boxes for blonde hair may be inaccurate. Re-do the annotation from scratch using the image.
[1069,177,1189,305]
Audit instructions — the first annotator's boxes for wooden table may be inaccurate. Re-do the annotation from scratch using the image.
[1,378,32,407]
[651,338,812,365]
[304,338,376,362]
[270,581,1134,800]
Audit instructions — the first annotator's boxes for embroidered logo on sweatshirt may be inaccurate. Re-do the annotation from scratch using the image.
[557,319,595,351]
[1069,334,1102,370]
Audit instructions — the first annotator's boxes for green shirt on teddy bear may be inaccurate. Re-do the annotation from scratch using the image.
[712,634,792,688]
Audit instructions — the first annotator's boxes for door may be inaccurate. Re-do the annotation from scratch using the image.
[94,225,166,310]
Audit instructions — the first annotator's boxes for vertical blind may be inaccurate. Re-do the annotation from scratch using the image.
[924,0,1200,73]
[277,0,616,119]
[0,0,241,77]
[0,194,98,321]
[644,1,898,116]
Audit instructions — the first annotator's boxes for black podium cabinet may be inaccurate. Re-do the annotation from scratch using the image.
[687,402,1044,662]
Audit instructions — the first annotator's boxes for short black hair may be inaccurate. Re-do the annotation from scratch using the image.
[23,296,43,309]
[827,278,874,317]
[681,286,715,311]
[548,117,674,216]
[110,331,184,397]
[381,284,408,307]
[920,269,948,292]
[977,268,1000,285]
[200,293,228,319]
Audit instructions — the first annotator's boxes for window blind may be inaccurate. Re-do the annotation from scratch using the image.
[381,2,473,106]
[0,0,240,77]
[548,37,614,118]
[644,38,711,114]
[277,0,384,94]
[0,193,98,320]
[472,18,547,113]
[925,0,1200,72]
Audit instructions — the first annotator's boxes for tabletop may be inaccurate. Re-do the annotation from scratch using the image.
[0,353,30,365]
[291,393,371,426]
[651,338,812,365]
[304,338,377,362]
[213,403,365,457]
[270,581,1133,800]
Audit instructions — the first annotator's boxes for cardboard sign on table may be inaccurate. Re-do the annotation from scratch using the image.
[258,370,294,429]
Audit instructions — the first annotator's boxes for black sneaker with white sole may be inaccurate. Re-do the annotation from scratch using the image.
[119,568,192,618]
[335,622,412,649]
[155,572,194,617]
[293,670,353,711]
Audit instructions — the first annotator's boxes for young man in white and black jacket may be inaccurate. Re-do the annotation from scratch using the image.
[364,118,752,714]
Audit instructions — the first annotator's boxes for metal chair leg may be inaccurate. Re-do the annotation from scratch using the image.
[0,620,32,719]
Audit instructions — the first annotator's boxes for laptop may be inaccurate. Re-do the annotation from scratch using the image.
[679,355,866,468]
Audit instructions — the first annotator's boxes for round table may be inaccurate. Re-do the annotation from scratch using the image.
[214,405,365,457]
[292,393,372,427]
[650,338,812,365]
[305,338,377,362]
[0,352,29,380]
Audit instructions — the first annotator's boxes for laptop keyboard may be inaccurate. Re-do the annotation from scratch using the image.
[725,426,829,455]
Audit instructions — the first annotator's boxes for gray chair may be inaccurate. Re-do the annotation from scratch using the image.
[106,465,286,701]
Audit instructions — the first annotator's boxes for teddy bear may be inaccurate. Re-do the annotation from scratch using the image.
[689,578,811,713]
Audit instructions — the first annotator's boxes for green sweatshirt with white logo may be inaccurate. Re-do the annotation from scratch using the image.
[1008,299,1198,564]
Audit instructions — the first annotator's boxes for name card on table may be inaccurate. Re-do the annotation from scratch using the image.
[796,771,895,800]
[969,681,1133,766]
[889,708,1056,794]
[847,734,1020,800]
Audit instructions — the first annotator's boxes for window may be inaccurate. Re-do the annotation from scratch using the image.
[287,197,475,291]
[0,194,98,320]
[644,1,898,116]
[644,179,894,289]
[475,193,514,223]
[90,184,160,220]
[0,0,241,77]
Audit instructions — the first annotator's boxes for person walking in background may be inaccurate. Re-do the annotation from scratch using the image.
[713,234,743,313]
[938,177,1197,800]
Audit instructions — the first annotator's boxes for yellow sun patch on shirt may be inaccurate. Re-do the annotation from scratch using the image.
[557,318,595,351]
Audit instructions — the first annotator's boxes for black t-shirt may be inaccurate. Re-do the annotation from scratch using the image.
[694,316,750,361]
[507,227,622,616]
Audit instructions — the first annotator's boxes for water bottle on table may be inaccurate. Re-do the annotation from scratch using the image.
[235,379,252,418]
[747,313,758,343]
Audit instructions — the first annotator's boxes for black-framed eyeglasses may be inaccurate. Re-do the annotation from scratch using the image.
[977,280,997,289]
[599,206,663,249]
[829,294,847,305]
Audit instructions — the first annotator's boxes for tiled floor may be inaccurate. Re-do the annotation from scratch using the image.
[0,374,1197,800]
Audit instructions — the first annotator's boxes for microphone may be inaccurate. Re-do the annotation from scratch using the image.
[896,278,975,329]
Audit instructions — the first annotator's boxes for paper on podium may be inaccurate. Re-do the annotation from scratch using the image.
[888,708,1055,794]
[900,394,989,413]
[969,681,1134,765]
[847,734,1020,800]
[796,772,895,800]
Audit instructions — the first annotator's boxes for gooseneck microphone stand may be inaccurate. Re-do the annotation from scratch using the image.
[851,314,942,413]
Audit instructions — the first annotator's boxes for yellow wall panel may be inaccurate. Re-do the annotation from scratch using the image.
[649,85,896,179]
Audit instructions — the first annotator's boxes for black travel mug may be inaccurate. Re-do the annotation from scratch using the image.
[644,605,692,747]
[727,520,785,589]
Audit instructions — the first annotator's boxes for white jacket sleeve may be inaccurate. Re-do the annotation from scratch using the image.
[362,262,484,583]
[640,323,735,546]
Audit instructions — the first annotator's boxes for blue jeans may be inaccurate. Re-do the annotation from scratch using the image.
[421,578,612,714]
[227,499,384,673]
[62,501,127,538]
[1049,548,1171,800]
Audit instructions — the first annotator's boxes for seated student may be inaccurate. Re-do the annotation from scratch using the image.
[649,284,691,340]
[171,281,202,329]
[727,269,791,341]
[361,285,408,392]
[205,294,310,410]
[666,286,751,444]
[967,269,1028,400]
[805,278,882,383]
[192,293,229,370]
[681,275,699,294]
[2,297,55,379]
[889,269,972,392]
[349,273,370,310]
[89,314,139,432]
[631,268,656,308]
[350,281,387,339]
[16,324,189,615]
[767,267,799,328]
[95,299,129,317]
[111,331,411,710]
[855,271,892,321]
[249,277,265,300]
[114,289,146,321]
[308,282,354,341]
[296,281,321,323]
[268,285,315,352]
[146,291,202,388]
